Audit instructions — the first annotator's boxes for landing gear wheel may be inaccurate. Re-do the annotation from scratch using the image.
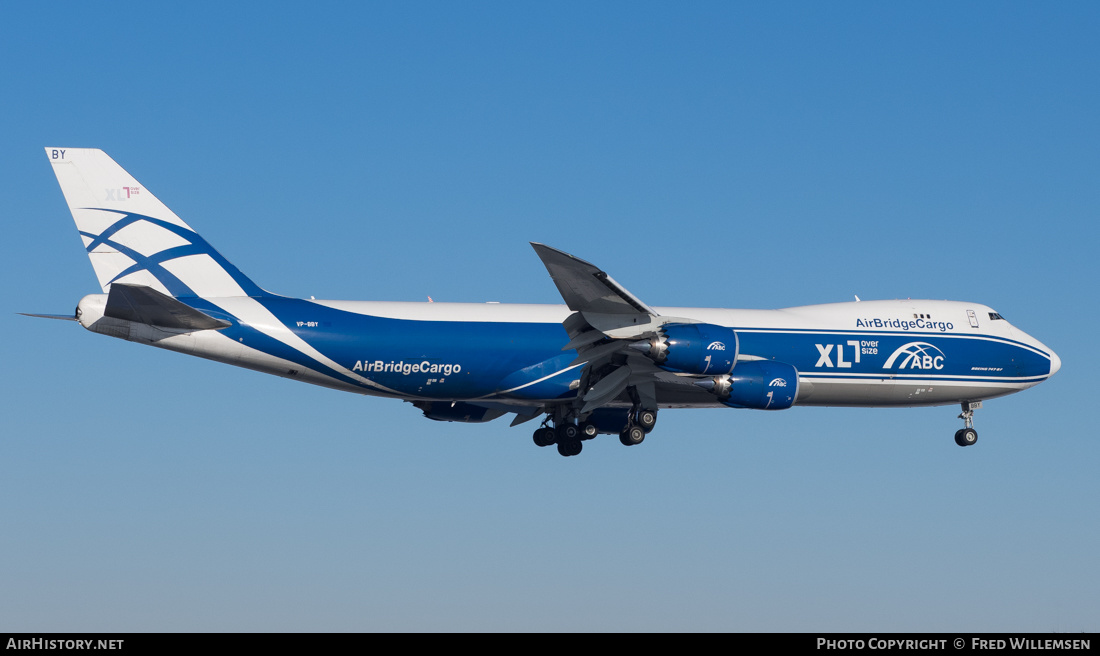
[619,425,646,446]
[956,401,980,447]
[955,428,978,447]
[579,422,599,440]
[635,409,657,433]
[557,440,582,457]
[557,423,580,443]
[533,427,556,447]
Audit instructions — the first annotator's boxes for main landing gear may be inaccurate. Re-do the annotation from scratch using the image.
[618,406,655,447]
[533,405,657,457]
[531,416,599,457]
[954,401,981,447]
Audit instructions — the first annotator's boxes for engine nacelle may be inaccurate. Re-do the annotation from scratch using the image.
[633,323,738,375]
[413,401,506,423]
[700,360,799,410]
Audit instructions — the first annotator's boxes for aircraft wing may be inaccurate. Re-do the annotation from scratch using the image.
[530,243,657,316]
[531,243,703,415]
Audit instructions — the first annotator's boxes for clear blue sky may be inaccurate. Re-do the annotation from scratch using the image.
[2,2,1097,631]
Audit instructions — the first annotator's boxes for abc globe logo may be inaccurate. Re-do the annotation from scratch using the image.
[883,342,946,370]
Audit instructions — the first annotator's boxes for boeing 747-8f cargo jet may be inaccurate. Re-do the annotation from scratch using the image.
[31,148,1061,457]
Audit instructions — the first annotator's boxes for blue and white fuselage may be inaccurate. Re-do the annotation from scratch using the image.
[73,295,1058,408]
[39,148,1060,456]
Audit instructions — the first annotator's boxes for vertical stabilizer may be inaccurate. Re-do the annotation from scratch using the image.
[45,147,263,298]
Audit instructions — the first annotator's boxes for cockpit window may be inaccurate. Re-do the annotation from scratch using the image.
[989,312,1005,320]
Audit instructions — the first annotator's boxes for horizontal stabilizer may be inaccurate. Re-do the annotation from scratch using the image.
[19,313,78,321]
[104,283,230,331]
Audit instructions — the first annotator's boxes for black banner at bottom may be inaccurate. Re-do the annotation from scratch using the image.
[0,633,1095,651]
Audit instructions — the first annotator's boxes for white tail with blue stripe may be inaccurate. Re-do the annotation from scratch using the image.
[45,147,262,298]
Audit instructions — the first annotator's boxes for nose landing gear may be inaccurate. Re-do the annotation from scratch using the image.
[954,401,981,447]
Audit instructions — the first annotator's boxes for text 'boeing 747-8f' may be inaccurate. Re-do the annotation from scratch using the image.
[30,148,1061,457]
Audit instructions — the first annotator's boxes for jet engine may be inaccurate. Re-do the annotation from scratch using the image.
[697,360,799,410]
[631,323,738,375]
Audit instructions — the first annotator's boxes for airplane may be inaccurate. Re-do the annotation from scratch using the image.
[31,147,1061,457]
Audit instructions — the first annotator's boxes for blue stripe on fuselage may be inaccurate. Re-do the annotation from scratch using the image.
[254,297,572,398]
[177,296,1055,399]
[734,329,1054,383]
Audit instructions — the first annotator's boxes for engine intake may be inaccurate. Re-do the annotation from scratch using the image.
[697,360,799,410]
[632,323,738,375]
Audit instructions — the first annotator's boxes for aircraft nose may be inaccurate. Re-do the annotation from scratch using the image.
[1048,349,1061,377]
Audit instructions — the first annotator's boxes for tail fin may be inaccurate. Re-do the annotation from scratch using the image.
[45,147,264,298]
